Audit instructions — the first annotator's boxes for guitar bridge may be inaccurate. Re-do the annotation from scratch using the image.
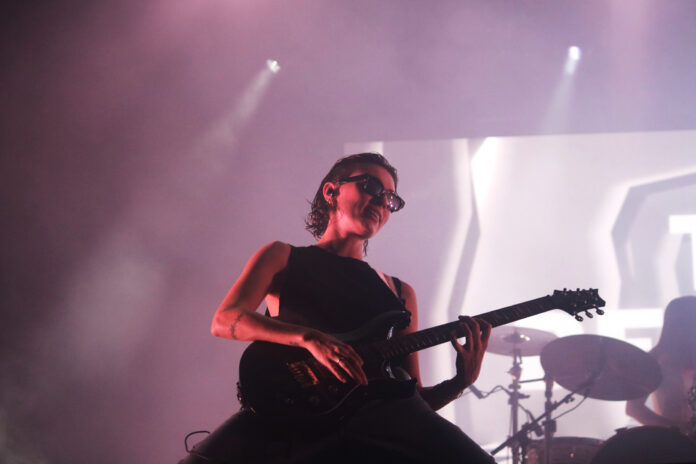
[287,361,319,388]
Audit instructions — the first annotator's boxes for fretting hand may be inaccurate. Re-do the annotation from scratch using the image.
[450,316,492,389]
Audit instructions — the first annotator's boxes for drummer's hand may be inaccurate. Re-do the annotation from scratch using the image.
[301,328,368,385]
[450,317,492,388]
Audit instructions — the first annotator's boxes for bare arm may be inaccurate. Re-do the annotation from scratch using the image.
[626,395,678,428]
[212,241,367,385]
[211,241,302,344]
[397,281,491,411]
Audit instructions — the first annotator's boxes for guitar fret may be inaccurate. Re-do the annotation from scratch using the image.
[478,297,552,328]
[362,291,602,363]
[374,297,560,361]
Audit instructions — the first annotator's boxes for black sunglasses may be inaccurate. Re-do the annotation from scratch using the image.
[338,174,405,212]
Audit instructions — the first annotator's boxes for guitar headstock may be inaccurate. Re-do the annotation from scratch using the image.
[552,288,606,321]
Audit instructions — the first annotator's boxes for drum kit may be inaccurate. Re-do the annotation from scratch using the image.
[480,326,696,464]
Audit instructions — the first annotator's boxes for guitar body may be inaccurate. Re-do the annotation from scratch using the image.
[238,310,415,421]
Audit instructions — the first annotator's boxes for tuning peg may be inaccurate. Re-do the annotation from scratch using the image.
[595,307,605,315]
[575,314,584,322]
[584,311,593,319]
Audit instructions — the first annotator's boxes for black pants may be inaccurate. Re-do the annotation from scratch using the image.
[179,393,495,464]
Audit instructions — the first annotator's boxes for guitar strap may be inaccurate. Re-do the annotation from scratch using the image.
[392,276,404,304]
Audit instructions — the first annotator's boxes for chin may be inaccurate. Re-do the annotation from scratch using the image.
[353,216,383,239]
[364,226,382,239]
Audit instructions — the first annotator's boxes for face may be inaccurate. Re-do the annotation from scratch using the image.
[323,164,398,240]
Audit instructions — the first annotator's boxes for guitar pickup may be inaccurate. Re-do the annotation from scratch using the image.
[287,361,320,388]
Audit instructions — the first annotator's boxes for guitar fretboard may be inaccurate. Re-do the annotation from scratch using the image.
[368,296,554,361]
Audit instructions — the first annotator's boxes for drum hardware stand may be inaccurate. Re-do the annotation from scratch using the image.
[484,326,560,464]
[543,375,555,464]
[497,347,532,464]
[491,387,579,462]
[492,371,599,462]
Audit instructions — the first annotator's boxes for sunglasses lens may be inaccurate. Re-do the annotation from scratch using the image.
[362,177,383,196]
[385,193,405,212]
[352,175,405,212]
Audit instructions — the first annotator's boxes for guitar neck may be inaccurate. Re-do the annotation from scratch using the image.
[371,295,555,361]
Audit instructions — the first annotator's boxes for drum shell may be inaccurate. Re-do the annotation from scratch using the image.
[527,437,602,464]
[590,426,696,464]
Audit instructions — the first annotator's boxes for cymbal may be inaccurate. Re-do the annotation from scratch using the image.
[540,335,662,401]
[487,326,557,357]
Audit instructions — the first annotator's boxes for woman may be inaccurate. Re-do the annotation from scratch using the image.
[181,153,494,463]
[626,295,696,436]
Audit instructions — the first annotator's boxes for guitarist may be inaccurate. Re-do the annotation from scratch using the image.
[180,153,494,463]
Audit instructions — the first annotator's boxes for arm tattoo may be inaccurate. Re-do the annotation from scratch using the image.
[228,313,244,339]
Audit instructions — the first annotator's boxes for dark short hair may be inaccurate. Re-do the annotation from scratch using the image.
[305,153,398,242]
[654,295,696,367]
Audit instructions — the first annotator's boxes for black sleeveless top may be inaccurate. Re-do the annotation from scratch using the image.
[275,245,409,334]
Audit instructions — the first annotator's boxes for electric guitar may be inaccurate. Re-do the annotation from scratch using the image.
[237,288,605,422]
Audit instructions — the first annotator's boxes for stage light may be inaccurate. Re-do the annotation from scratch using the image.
[568,46,582,61]
[266,59,281,74]
[194,60,279,157]
[564,46,582,75]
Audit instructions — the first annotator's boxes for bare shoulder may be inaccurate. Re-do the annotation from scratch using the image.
[237,241,292,288]
[397,279,418,304]
[252,241,291,270]
[260,240,291,257]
